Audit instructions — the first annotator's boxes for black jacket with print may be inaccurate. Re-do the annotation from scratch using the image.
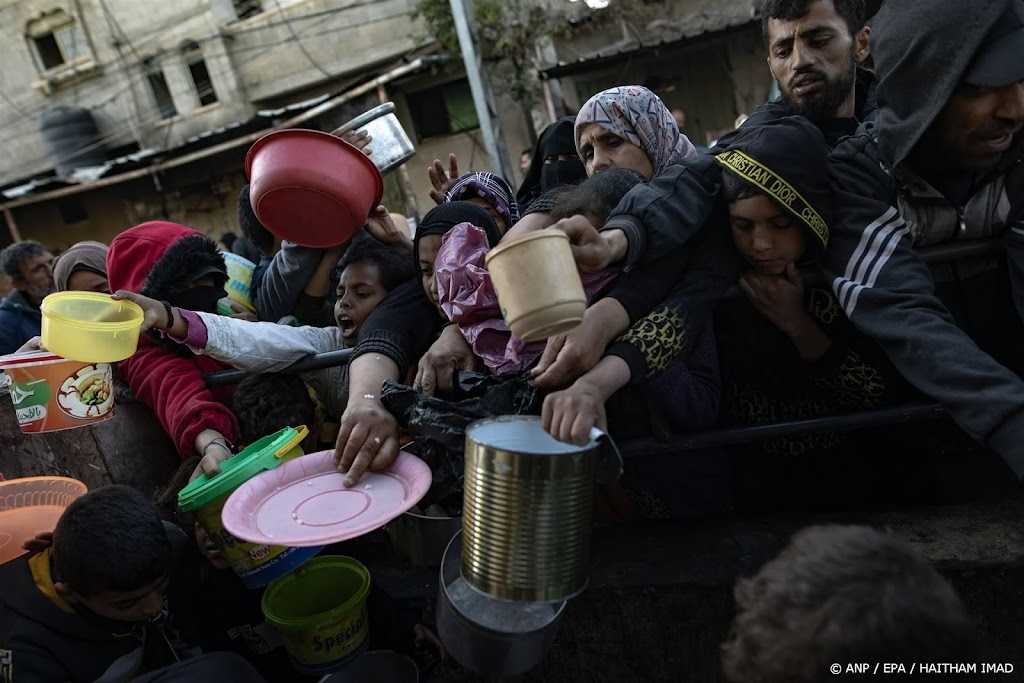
[714,280,913,457]
[820,0,1024,478]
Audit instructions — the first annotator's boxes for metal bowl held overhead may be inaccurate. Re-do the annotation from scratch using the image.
[436,530,565,679]
[333,103,415,176]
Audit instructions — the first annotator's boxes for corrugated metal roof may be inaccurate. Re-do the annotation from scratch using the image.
[541,3,759,79]
[1,93,331,200]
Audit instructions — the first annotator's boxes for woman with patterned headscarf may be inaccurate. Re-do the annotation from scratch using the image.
[443,171,520,234]
[575,85,697,180]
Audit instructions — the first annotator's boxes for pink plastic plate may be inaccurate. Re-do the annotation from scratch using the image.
[221,450,432,547]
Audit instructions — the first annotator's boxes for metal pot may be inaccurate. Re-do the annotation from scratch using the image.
[385,511,462,568]
[318,650,418,682]
[436,530,565,679]
[462,416,622,603]
[333,103,415,175]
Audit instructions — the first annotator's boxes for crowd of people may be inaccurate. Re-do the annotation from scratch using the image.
[1,0,1022,679]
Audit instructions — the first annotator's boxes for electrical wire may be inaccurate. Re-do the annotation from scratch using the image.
[0,3,425,179]
[272,0,335,80]
[0,2,413,132]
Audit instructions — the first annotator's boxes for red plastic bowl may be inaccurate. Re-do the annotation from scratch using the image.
[245,129,384,248]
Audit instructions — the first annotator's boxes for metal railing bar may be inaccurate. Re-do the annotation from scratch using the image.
[202,348,355,387]
[618,402,948,455]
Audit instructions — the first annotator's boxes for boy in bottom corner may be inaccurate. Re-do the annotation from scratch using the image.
[720,524,980,683]
[0,485,264,682]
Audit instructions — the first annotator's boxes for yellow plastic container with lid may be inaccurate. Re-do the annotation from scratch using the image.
[40,292,144,363]
[221,251,257,313]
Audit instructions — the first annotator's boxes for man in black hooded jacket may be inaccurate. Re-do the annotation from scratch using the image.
[822,0,1024,482]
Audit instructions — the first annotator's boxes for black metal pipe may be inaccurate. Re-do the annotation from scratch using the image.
[202,348,355,387]
[618,402,948,455]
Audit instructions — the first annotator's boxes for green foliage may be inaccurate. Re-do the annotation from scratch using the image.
[413,0,575,104]
[412,0,461,56]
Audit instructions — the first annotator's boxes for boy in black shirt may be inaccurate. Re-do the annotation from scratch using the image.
[0,485,263,682]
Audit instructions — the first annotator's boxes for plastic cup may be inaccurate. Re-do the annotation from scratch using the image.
[262,556,372,675]
[40,292,143,363]
[484,229,586,342]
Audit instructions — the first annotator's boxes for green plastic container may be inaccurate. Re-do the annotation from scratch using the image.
[178,426,320,588]
[262,556,372,675]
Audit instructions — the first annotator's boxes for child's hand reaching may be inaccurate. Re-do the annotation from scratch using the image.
[427,153,460,205]
[551,216,628,272]
[112,290,175,333]
[192,428,235,481]
[333,128,373,156]
[542,379,609,445]
[22,531,54,553]
[15,336,45,354]
[114,290,195,339]
[365,206,414,251]
[222,298,259,322]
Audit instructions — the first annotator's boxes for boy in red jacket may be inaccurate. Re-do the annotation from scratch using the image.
[106,221,240,480]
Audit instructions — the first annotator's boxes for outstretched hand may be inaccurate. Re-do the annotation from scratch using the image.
[191,429,235,481]
[112,290,173,333]
[222,298,259,322]
[542,379,608,445]
[334,398,400,487]
[333,128,373,157]
[414,324,477,396]
[365,205,414,251]
[22,531,54,553]
[427,154,460,205]
[531,299,626,391]
[15,336,45,354]
[550,216,628,272]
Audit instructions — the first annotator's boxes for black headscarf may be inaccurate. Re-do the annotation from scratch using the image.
[413,201,501,284]
[515,116,587,208]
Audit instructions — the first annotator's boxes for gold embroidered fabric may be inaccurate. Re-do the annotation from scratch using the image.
[619,307,688,376]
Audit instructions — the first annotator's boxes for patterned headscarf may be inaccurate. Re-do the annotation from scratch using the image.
[575,85,697,177]
[444,172,521,229]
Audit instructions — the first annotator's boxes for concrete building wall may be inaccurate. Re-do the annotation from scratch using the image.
[389,76,534,213]
[227,0,424,104]
[553,24,769,148]
[9,146,249,260]
[0,0,255,187]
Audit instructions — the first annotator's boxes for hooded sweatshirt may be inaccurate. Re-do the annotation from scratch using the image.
[0,524,198,683]
[820,0,1024,478]
[106,221,239,457]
